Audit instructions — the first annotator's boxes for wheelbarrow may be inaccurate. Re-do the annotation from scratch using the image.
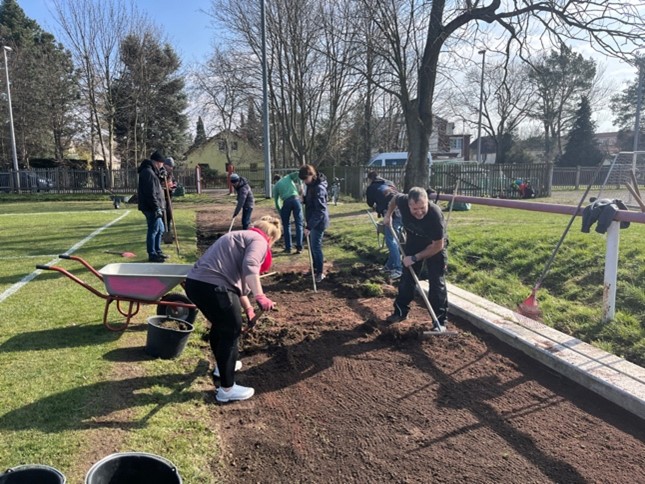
[36,255,198,331]
[366,210,386,248]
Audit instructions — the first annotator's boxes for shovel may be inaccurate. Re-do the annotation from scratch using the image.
[228,216,236,233]
[164,182,181,254]
[388,224,455,336]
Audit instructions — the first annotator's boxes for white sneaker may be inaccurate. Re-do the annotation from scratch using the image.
[389,270,402,280]
[212,360,243,378]
[216,383,255,403]
[315,273,326,283]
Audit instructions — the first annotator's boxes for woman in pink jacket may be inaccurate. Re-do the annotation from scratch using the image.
[185,216,281,403]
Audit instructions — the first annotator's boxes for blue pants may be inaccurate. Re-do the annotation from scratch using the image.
[143,210,165,256]
[280,196,304,251]
[384,215,403,272]
[241,207,253,230]
[308,228,325,275]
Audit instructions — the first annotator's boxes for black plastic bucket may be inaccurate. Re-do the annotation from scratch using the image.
[85,452,181,484]
[0,464,66,484]
[145,317,194,359]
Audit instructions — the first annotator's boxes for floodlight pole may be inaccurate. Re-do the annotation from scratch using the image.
[3,46,20,191]
[477,49,486,164]
[632,60,644,173]
[261,0,272,198]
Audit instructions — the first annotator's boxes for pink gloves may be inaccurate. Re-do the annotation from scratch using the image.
[245,306,256,323]
[255,294,276,311]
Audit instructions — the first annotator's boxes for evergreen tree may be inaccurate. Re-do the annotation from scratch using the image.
[0,0,79,165]
[194,116,207,146]
[609,69,645,151]
[112,32,188,163]
[244,99,261,147]
[559,96,603,166]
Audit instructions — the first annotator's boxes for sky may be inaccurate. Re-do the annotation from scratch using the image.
[19,0,216,64]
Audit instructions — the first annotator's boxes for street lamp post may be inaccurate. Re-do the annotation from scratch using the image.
[476,49,486,164]
[3,46,20,191]
[261,0,272,198]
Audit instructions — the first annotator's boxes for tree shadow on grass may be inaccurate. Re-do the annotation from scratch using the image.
[0,359,209,433]
[0,324,122,353]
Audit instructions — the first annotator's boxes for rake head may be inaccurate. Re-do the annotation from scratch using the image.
[517,291,541,319]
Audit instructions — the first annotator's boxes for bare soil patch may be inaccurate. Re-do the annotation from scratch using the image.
[197,203,645,483]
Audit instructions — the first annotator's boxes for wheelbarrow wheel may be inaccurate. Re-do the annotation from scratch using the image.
[157,293,197,324]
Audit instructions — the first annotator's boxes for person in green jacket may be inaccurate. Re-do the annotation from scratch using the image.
[273,172,304,254]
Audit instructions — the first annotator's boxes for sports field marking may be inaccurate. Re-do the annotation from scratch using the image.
[0,210,132,304]
[0,210,126,217]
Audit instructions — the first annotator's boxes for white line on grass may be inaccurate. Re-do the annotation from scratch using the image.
[0,210,132,304]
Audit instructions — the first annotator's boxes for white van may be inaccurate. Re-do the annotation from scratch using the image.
[367,151,432,168]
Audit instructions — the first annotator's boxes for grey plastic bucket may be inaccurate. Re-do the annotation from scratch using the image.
[0,464,66,484]
[85,452,181,484]
[145,316,194,359]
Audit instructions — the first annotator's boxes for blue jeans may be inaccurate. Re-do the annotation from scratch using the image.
[241,207,253,230]
[143,211,165,256]
[384,215,403,272]
[308,228,325,275]
[280,196,304,251]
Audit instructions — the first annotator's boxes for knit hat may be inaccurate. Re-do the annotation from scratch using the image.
[150,150,165,162]
[230,173,240,183]
[163,157,175,167]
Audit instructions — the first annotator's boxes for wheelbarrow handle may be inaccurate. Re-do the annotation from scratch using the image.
[36,264,52,270]
[59,254,72,259]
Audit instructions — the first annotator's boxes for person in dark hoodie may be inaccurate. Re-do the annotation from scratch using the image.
[299,164,330,283]
[366,171,402,279]
[230,173,255,229]
[138,150,167,262]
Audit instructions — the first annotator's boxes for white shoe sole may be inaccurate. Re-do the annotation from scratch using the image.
[216,387,255,403]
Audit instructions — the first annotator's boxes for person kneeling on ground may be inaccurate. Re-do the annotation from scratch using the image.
[383,187,449,327]
[185,216,282,403]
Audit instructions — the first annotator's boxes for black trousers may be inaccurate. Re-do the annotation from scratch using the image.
[393,248,448,325]
[184,278,242,387]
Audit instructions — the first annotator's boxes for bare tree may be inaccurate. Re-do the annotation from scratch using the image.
[51,0,143,176]
[451,59,536,162]
[356,0,645,189]
[193,47,254,164]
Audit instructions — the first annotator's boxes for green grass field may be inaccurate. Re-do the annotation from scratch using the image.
[0,193,642,481]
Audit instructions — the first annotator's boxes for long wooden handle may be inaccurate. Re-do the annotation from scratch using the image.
[626,182,645,212]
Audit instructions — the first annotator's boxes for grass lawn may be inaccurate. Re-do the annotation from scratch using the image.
[0,193,642,481]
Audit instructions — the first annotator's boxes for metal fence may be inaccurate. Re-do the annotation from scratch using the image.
[7,162,637,199]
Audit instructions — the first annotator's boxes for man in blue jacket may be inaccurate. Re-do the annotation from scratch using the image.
[230,173,255,229]
[137,150,167,262]
[366,171,402,279]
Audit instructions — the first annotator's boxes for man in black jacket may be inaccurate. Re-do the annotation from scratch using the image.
[138,150,167,262]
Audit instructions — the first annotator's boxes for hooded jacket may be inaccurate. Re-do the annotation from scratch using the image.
[233,176,255,217]
[366,177,397,216]
[137,158,165,213]
[303,173,330,231]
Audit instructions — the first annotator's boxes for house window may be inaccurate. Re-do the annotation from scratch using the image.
[218,140,226,151]
[231,141,238,151]
[450,138,463,151]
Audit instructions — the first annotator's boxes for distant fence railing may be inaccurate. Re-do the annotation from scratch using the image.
[3,163,633,199]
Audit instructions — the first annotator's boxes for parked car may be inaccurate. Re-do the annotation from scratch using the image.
[0,171,54,192]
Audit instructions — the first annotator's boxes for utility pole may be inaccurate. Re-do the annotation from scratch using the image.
[3,46,20,191]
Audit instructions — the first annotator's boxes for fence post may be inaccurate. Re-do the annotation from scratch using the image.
[602,221,620,322]
[195,165,201,194]
[575,166,581,190]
